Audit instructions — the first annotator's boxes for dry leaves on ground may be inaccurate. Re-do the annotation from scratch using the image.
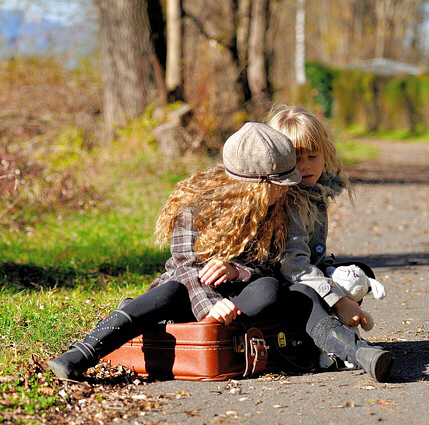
[0,355,166,425]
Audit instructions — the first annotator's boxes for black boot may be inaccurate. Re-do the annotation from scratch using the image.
[312,316,393,382]
[48,309,133,379]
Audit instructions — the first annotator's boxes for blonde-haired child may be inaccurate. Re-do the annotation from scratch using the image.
[266,105,393,382]
[47,122,302,380]
[267,105,349,185]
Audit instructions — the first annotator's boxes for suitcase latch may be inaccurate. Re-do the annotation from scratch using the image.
[277,332,287,347]
[250,338,267,357]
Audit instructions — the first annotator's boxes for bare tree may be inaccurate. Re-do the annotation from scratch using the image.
[95,0,161,139]
[247,0,269,100]
[165,0,183,101]
[182,1,252,104]
[375,0,393,57]
[295,0,306,84]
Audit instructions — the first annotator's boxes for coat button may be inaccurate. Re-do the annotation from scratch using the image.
[315,244,325,254]
[319,283,331,295]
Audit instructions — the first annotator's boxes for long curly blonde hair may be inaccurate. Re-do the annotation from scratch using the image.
[156,166,291,264]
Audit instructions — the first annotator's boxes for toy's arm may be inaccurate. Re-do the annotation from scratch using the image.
[368,278,387,299]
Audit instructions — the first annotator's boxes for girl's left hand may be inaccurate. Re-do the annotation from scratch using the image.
[205,298,241,325]
[199,259,239,286]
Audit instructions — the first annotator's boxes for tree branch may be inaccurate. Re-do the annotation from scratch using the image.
[182,6,234,53]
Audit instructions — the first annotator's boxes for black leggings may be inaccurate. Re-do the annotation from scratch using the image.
[121,276,281,327]
[285,284,333,335]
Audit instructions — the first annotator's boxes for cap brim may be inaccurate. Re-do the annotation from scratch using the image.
[270,168,302,186]
[225,167,302,185]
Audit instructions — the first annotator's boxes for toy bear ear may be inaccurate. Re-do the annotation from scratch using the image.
[368,278,387,299]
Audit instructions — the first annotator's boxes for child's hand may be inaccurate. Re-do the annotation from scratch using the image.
[333,297,369,328]
[199,259,239,286]
[206,298,241,325]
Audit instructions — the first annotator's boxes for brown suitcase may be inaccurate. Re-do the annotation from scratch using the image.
[103,318,319,381]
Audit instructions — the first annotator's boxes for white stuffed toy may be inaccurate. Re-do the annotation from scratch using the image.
[319,264,387,369]
[326,264,387,334]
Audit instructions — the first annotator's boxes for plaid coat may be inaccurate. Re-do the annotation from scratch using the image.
[149,208,274,321]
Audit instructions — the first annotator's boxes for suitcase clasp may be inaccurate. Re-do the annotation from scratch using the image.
[250,338,267,357]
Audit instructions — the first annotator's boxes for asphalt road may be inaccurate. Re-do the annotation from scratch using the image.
[117,140,429,425]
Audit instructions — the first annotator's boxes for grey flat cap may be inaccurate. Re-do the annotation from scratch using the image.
[222,122,302,185]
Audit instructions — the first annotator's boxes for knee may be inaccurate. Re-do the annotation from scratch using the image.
[160,280,187,297]
[288,284,323,312]
[251,277,280,305]
[290,283,319,300]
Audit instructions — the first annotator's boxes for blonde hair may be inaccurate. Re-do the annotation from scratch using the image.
[156,166,290,264]
[266,105,350,189]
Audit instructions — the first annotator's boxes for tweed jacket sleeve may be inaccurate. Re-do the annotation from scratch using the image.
[168,208,225,321]
[280,202,346,307]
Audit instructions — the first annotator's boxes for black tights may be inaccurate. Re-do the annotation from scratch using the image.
[121,276,281,328]
[281,283,335,339]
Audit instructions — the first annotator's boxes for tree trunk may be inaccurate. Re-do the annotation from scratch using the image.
[295,0,306,85]
[96,0,158,139]
[247,0,269,101]
[375,0,387,58]
[166,0,183,101]
[234,0,252,103]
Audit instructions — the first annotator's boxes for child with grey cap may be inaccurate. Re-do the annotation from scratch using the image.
[48,122,302,380]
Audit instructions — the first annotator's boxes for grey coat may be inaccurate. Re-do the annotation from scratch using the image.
[280,173,347,307]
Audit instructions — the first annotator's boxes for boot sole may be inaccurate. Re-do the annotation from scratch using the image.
[372,351,393,382]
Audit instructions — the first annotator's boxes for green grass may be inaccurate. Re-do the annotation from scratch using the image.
[1,372,61,419]
[335,140,379,164]
[0,128,211,367]
[368,129,429,142]
[342,124,429,143]
[0,129,212,421]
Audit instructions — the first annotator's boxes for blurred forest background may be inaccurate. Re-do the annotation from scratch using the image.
[1,0,429,252]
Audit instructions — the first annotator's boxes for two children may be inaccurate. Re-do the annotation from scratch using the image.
[48,122,302,379]
[48,110,393,383]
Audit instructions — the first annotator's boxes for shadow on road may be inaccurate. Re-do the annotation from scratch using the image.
[380,340,429,383]
[336,252,429,269]
[346,163,429,185]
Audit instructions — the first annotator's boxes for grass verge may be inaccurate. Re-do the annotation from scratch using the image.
[0,125,212,423]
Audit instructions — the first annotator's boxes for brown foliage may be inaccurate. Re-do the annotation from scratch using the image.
[0,57,104,230]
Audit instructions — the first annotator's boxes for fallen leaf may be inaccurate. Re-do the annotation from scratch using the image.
[369,399,396,405]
